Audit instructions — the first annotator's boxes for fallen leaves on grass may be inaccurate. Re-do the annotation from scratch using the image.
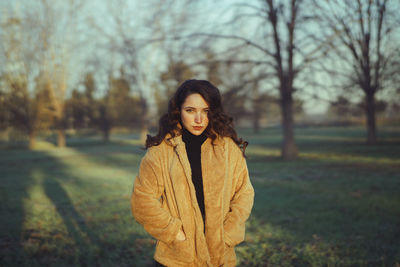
[350,191,362,198]
[53,233,64,239]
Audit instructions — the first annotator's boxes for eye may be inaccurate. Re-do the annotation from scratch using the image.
[203,109,209,113]
[185,108,194,113]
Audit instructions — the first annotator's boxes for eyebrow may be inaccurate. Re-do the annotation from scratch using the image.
[183,106,209,109]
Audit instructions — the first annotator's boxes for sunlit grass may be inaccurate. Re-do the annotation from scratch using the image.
[299,151,400,164]
[296,135,362,141]
[31,141,59,150]
[246,146,280,157]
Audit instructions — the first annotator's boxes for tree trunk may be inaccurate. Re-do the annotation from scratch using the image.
[253,110,260,134]
[365,92,377,144]
[280,85,297,160]
[29,131,36,149]
[57,128,66,147]
[139,97,148,144]
[102,128,110,142]
[140,124,148,144]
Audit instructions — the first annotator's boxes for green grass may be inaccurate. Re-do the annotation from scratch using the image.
[1,127,400,266]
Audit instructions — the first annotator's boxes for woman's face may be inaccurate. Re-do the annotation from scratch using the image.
[180,93,209,135]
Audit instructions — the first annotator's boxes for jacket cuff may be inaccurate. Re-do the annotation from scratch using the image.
[224,230,235,247]
[224,216,245,247]
[223,217,236,247]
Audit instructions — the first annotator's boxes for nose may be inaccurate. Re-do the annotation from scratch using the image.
[195,112,202,124]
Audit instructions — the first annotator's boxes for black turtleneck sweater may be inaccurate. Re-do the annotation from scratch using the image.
[182,128,207,224]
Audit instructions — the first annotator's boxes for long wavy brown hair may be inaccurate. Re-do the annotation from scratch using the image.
[146,79,248,155]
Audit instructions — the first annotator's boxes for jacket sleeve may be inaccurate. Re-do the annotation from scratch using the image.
[131,148,182,245]
[223,143,255,247]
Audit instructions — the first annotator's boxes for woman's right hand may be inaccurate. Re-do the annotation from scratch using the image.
[176,228,186,241]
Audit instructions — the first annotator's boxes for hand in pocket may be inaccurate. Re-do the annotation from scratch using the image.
[176,228,186,241]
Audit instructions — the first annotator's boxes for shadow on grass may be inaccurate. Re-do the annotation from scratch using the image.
[43,175,99,264]
[65,140,145,175]
[0,150,33,266]
[0,147,153,267]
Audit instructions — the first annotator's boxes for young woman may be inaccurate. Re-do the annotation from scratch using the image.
[131,79,254,266]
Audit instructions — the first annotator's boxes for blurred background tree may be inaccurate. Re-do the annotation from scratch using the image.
[108,68,143,130]
[312,0,400,144]
[0,0,85,148]
[4,73,54,148]
[0,84,8,132]
[158,58,195,116]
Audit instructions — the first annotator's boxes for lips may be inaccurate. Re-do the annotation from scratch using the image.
[193,126,203,131]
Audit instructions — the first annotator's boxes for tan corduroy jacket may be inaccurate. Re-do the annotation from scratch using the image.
[131,133,254,266]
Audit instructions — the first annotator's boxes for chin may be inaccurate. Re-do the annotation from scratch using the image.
[190,130,204,136]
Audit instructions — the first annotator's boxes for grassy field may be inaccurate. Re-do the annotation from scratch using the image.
[0,126,399,266]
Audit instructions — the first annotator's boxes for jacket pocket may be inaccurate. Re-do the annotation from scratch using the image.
[156,238,194,263]
[224,221,245,247]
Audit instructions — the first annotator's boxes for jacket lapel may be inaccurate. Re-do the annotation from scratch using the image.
[201,137,226,264]
[174,140,192,185]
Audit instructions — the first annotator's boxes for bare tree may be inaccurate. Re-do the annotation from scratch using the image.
[0,86,7,132]
[90,0,157,142]
[0,9,50,148]
[157,57,195,115]
[312,0,400,144]
[4,72,54,148]
[37,0,85,147]
[192,0,316,159]
[1,0,86,147]
[85,0,198,142]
